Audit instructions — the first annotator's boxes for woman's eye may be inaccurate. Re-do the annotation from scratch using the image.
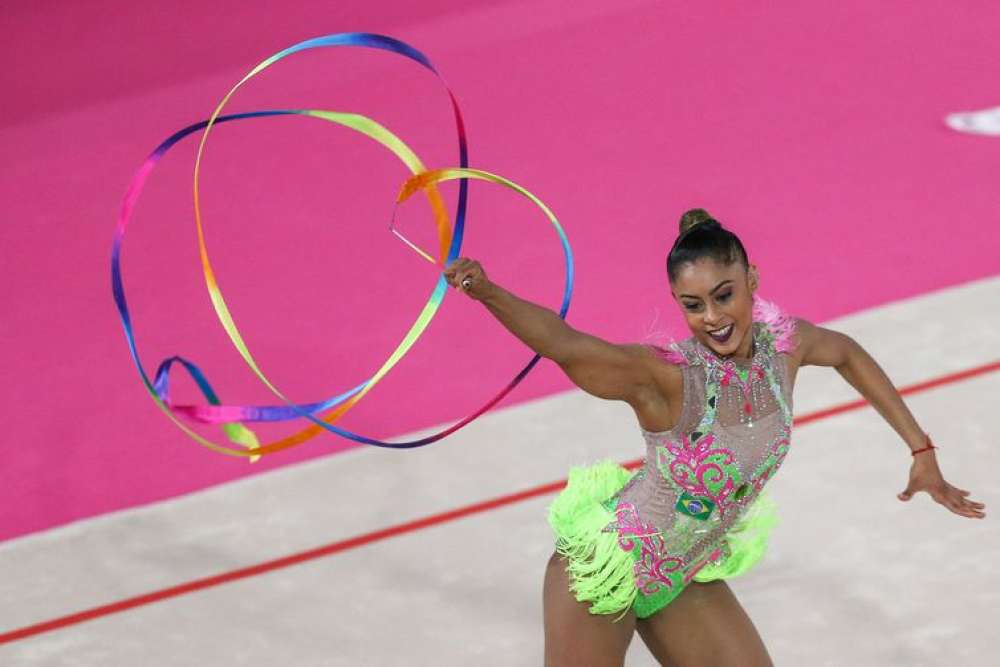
[684,302,701,311]
[717,292,732,302]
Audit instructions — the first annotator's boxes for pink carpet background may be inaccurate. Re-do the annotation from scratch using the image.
[2,0,998,542]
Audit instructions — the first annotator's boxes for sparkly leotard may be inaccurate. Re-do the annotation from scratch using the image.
[547,296,797,619]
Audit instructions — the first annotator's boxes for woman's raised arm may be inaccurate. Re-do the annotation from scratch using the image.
[444,258,658,405]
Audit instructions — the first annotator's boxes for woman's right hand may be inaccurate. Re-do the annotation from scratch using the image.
[444,257,494,301]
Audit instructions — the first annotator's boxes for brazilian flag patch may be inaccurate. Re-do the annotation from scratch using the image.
[675,491,715,520]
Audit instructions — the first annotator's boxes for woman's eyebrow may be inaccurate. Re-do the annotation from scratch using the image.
[680,280,733,299]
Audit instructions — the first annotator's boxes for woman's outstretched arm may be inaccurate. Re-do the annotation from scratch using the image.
[443,258,660,406]
[792,318,986,519]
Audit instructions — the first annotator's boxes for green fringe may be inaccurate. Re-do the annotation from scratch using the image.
[547,460,638,616]
[547,460,781,618]
[692,489,779,582]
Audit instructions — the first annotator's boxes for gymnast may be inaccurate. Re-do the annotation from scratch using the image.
[442,208,985,666]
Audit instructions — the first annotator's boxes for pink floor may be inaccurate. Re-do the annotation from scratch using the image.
[2,0,998,542]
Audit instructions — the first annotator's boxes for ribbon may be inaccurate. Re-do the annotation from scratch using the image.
[112,33,573,458]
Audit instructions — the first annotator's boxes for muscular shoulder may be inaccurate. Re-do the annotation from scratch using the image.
[790,317,857,368]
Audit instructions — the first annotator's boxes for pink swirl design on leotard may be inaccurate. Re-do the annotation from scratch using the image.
[751,423,791,494]
[658,431,737,518]
[612,501,684,594]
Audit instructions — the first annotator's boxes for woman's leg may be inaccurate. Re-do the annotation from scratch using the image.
[635,579,772,667]
[543,552,637,667]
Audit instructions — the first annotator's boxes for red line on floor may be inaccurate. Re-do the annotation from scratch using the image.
[2,358,997,645]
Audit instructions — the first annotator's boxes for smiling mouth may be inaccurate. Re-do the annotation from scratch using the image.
[707,324,734,343]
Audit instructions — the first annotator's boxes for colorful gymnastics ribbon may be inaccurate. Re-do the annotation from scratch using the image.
[112,33,574,458]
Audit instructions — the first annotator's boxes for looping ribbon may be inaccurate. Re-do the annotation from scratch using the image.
[112,32,574,459]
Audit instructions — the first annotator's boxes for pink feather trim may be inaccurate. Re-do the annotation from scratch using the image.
[652,343,690,366]
[752,295,797,353]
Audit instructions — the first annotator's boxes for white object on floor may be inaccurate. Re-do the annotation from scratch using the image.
[944,104,1000,135]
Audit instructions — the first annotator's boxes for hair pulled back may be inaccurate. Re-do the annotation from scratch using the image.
[667,208,749,283]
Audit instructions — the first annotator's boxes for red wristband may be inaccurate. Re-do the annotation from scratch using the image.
[911,434,936,457]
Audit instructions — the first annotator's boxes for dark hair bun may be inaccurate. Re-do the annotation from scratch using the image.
[668,208,747,282]
[678,208,721,235]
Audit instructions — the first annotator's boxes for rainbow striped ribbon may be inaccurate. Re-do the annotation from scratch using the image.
[112,33,573,458]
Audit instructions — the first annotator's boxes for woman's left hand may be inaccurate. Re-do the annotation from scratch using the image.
[898,453,986,519]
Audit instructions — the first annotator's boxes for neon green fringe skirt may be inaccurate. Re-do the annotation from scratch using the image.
[547,460,779,619]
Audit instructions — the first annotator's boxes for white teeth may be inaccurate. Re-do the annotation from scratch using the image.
[709,324,732,337]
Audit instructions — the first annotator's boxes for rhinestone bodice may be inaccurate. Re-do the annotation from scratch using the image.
[606,313,796,584]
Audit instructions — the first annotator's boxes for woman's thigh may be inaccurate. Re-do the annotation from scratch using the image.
[635,579,772,667]
[543,552,637,667]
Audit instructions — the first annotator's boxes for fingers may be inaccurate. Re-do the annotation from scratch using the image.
[443,257,473,286]
[934,485,986,519]
[947,483,986,518]
[442,257,470,281]
[900,481,986,518]
[443,257,488,297]
[955,497,986,519]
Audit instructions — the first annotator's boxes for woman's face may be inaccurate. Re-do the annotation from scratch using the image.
[670,258,758,359]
